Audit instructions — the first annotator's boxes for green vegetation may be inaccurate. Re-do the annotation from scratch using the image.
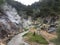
[40,0,60,17]
[0,0,4,5]
[52,25,60,45]
[6,0,60,18]
[23,32,48,44]
[24,28,28,31]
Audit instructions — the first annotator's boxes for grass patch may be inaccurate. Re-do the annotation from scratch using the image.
[23,32,48,44]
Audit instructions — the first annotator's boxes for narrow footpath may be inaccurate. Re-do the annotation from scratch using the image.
[7,31,29,45]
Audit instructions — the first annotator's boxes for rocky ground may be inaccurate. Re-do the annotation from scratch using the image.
[23,22,58,45]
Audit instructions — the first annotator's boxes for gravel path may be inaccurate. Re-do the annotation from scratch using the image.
[7,31,29,45]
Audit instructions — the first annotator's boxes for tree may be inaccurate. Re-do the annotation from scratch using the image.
[40,0,60,16]
[26,7,33,16]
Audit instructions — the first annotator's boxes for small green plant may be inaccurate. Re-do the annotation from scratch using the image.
[23,32,48,44]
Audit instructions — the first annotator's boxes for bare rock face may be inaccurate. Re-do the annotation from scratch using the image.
[0,3,32,45]
[0,3,23,39]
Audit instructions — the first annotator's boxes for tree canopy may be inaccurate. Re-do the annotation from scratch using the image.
[5,0,60,18]
[40,0,60,16]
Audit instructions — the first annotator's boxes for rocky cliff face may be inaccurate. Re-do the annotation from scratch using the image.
[0,3,23,39]
[0,2,32,40]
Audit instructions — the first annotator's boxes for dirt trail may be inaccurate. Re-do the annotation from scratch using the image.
[7,31,29,45]
[40,30,57,45]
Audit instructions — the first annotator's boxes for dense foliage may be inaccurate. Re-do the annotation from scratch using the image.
[40,0,60,16]
[6,0,27,11]
[0,0,4,5]
[1,0,60,18]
